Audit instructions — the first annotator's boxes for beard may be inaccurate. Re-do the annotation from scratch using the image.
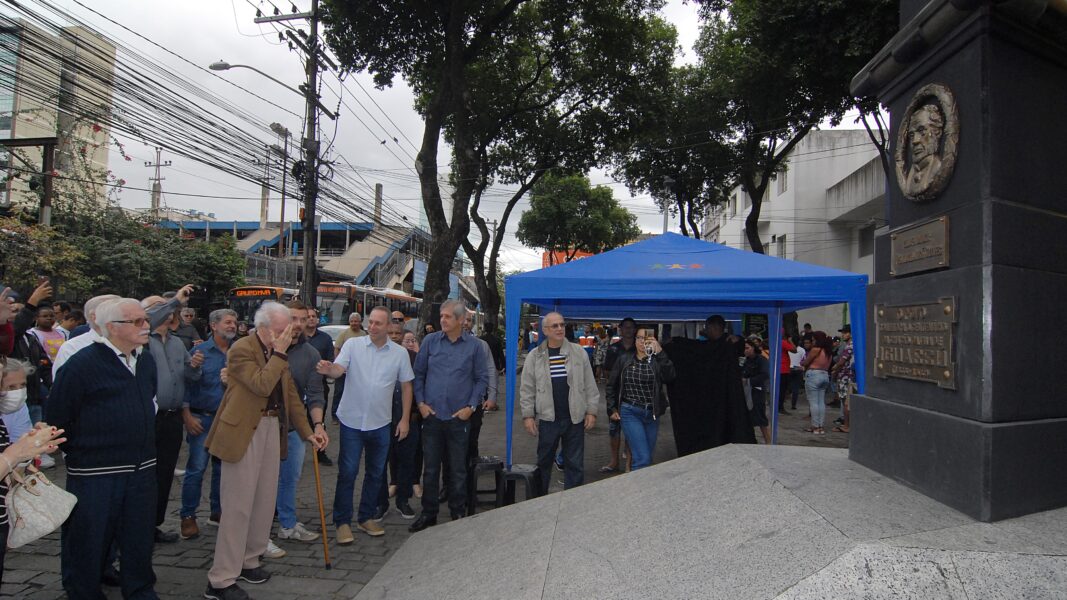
[220,330,237,341]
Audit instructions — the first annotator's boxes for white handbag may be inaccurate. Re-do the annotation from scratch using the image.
[5,464,78,549]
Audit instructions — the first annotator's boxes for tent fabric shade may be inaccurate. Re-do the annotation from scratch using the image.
[502,233,869,465]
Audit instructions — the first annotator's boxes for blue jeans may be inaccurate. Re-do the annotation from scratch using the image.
[333,423,390,525]
[420,415,471,518]
[276,429,306,529]
[805,369,831,428]
[620,403,658,470]
[180,412,221,519]
[537,418,585,491]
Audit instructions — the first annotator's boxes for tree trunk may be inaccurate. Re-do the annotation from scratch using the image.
[677,198,689,237]
[685,197,702,239]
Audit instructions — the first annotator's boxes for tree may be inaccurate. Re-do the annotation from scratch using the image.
[321,0,668,326]
[515,173,641,264]
[688,0,896,252]
[614,64,738,238]
[456,5,676,330]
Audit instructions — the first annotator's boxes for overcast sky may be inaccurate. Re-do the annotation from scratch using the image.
[49,0,704,271]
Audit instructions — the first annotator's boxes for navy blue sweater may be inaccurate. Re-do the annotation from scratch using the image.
[47,342,158,476]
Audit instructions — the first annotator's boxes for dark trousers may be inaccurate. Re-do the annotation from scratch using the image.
[789,370,803,409]
[420,416,470,518]
[62,468,158,600]
[536,418,585,491]
[331,374,345,420]
[154,410,183,527]
[378,419,420,509]
[442,405,484,495]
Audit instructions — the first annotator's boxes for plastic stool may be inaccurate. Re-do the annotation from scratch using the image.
[466,455,504,515]
[500,464,542,506]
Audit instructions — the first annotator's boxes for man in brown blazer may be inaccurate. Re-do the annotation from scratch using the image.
[203,301,329,600]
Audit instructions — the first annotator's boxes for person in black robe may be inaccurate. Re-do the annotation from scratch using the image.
[664,315,755,456]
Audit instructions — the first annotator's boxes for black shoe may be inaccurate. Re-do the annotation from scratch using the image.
[396,501,416,519]
[450,510,466,521]
[204,583,251,600]
[372,505,389,522]
[316,451,333,466]
[238,566,271,584]
[408,514,437,533]
[154,528,179,544]
[102,568,121,587]
[779,409,790,415]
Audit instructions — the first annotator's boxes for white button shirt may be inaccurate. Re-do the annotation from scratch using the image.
[334,336,415,432]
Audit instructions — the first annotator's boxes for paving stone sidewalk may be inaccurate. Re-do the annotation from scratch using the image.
[1,373,845,599]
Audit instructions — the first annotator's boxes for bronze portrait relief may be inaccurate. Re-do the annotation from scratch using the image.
[895,83,959,202]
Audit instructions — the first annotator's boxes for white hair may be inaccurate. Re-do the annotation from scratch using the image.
[83,294,120,333]
[1,357,35,380]
[95,298,143,339]
[253,301,290,330]
[441,299,467,320]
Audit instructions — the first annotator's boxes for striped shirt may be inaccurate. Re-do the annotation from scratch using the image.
[0,420,8,526]
[548,346,570,420]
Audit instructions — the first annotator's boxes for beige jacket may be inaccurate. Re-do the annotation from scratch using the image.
[520,339,599,424]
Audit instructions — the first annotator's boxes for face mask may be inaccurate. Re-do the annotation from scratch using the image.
[0,388,28,414]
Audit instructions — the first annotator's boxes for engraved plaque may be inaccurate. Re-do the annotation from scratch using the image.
[890,216,949,276]
[874,297,957,389]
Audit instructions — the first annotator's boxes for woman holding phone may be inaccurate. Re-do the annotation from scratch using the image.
[605,328,675,471]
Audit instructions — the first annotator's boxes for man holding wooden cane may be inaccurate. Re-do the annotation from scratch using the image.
[203,301,328,600]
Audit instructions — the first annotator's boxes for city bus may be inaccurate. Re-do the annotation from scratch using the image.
[316,282,421,326]
[227,286,299,323]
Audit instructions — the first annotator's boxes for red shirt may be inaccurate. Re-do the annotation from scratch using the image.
[779,337,795,374]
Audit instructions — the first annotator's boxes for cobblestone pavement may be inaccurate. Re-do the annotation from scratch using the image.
[1,375,846,599]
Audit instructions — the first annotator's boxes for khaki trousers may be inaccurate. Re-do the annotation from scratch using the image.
[208,416,281,588]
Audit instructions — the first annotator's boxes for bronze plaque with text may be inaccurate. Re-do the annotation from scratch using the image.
[874,297,957,389]
[890,216,949,276]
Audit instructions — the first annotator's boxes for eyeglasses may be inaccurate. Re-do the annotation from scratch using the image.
[112,318,149,327]
[545,323,566,329]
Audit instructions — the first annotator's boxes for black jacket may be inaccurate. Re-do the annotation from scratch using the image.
[605,350,676,418]
[11,304,51,405]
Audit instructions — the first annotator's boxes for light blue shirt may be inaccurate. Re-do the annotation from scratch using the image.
[334,336,415,431]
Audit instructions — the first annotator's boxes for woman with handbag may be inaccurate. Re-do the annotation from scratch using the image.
[0,357,67,583]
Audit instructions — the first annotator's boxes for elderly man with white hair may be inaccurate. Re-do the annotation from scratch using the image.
[203,301,328,600]
[48,297,161,599]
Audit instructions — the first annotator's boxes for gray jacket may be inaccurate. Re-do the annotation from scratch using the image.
[520,339,599,424]
[287,338,326,419]
[147,330,201,411]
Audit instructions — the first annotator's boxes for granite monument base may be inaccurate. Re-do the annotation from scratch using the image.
[850,394,1067,522]
[354,445,1067,599]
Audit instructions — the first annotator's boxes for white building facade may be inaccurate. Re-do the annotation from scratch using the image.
[703,129,886,331]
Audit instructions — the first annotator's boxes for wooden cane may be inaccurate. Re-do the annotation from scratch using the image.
[311,449,332,569]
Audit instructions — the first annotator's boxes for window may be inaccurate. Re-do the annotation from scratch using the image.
[858,225,875,258]
[729,194,737,217]
[777,234,787,259]
[777,170,788,195]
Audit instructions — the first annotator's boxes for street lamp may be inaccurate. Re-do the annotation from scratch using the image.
[209,60,303,97]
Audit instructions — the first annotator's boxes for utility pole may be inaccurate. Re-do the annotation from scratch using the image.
[300,0,321,307]
[271,128,291,258]
[257,143,272,230]
[144,147,170,222]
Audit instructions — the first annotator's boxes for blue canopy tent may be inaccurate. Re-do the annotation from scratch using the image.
[503,233,868,466]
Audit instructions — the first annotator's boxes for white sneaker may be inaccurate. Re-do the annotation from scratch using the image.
[278,522,320,542]
[38,454,56,469]
[263,539,287,559]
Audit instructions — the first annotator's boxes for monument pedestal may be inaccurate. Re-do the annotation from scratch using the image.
[848,1,1067,521]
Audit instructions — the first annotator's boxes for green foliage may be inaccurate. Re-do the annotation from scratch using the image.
[515,173,641,263]
[321,0,672,325]
[0,216,91,297]
[616,0,896,250]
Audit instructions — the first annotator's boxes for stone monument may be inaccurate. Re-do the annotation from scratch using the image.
[850,0,1067,521]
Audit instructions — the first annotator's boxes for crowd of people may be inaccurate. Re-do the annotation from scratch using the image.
[0,279,510,600]
[0,276,855,599]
